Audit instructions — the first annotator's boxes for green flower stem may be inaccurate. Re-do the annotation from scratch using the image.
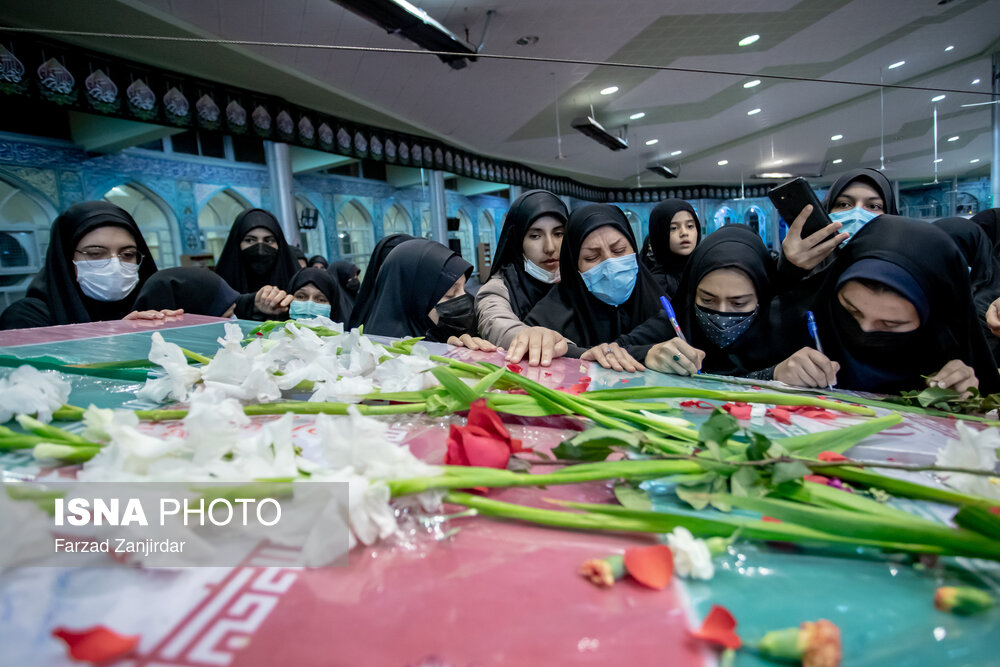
[775,413,903,457]
[386,460,703,496]
[718,493,1000,560]
[448,493,954,557]
[132,400,431,422]
[775,481,936,525]
[582,386,875,416]
[33,443,102,463]
[16,415,92,445]
[818,465,1000,510]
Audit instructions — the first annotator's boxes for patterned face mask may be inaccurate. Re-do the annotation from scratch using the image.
[694,304,758,348]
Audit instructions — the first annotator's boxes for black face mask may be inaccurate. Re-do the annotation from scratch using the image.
[346,277,361,297]
[241,243,278,276]
[427,292,476,342]
[832,301,925,367]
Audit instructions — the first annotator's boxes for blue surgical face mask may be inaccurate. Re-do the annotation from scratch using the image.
[579,253,638,307]
[289,300,331,320]
[829,206,879,239]
[523,256,560,284]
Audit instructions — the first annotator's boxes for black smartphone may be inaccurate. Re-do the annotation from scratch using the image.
[768,177,834,239]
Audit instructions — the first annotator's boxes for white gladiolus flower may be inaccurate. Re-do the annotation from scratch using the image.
[0,365,71,424]
[936,422,1000,500]
[666,526,715,580]
[136,332,202,403]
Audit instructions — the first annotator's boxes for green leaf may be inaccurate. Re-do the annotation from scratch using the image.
[552,428,640,461]
[699,409,738,447]
[777,413,903,458]
[953,505,1000,539]
[916,385,961,409]
[746,431,771,461]
[430,366,478,405]
[771,460,812,485]
[613,483,652,511]
[730,466,766,498]
[675,482,714,511]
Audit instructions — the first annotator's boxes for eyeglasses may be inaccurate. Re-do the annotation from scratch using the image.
[74,247,144,267]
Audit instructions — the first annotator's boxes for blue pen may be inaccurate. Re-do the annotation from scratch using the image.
[806,311,833,390]
[660,296,700,374]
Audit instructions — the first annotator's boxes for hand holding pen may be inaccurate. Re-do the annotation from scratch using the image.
[649,296,705,376]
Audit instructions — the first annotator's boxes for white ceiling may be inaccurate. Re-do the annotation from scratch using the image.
[4,0,999,188]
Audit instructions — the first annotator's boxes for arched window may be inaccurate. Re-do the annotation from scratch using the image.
[713,206,736,232]
[0,177,52,300]
[200,189,251,260]
[295,196,327,259]
[745,205,767,245]
[102,183,178,267]
[449,209,476,266]
[478,210,496,246]
[624,210,643,249]
[383,204,412,236]
[336,200,375,274]
[420,210,433,239]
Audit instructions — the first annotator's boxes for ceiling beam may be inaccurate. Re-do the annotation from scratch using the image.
[456,178,507,196]
[289,146,356,174]
[68,111,182,153]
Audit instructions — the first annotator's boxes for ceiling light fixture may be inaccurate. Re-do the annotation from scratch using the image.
[645,139,659,145]
[934,158,943,163]
[932,94,946,102]
[743,79,761,88]
[717,159,729,166]
[970,158,981,163]
[739,34,760,46]
[600,86,619,95]
[756,172,793,179]
[888,60,905,69]
[629,112,646,120]
[832,158,843,164]
[571,115,629,151]
[772,159,783,165]
[330,0,478,69]
[971,78,981,85]
[947,135,959,142]
[944,45,954,52]
[647,164,679,179]
[831,134,844,141]
[747,108,762,115]
[670,150,683,156]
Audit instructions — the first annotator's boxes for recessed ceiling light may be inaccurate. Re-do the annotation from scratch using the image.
[758,172,793,179]
[600,86,619,96]
[743,79,762,88]
[772,159,783,165]
[645,139,659,146]
[971,78,981,85]
[970,158,981,164]
[670,150,683,156]
[932,94,946,102]
[888,60,906,69]
[739,35,760,46]
[934,158,944,163]
[831,134,844,141]
[717,159,729,166]
[629,112,646,120]
[944,45,954,52]
[947,135,960,142]
[747,108,762,115]
[832,158,843,164]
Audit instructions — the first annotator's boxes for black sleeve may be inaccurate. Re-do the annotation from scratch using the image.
[232,293,271,321]
[618,311,677,363]
[0,298,54,330]
[741,365,777,381]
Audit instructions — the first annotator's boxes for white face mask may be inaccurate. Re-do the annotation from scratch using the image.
[523,257,560,284]
[74,258,141,302]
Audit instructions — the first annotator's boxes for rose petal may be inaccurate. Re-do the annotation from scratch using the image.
[466,399,526,453]
[506,363,523,374]
[722,402,752,420]
[680,400,715,410]
[804,474,831,484]
[690,604,741,650]
[445,424,511,469]
[53,625,140,664]
[762,516,782,523]
[817,451,850,462]
[445,424,471,467]
[623,544,674,590]
[766,407,792,424]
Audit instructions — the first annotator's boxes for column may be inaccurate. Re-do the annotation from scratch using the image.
[427,169,448,244]
[991,50,999,209]
[264,140,300,246]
